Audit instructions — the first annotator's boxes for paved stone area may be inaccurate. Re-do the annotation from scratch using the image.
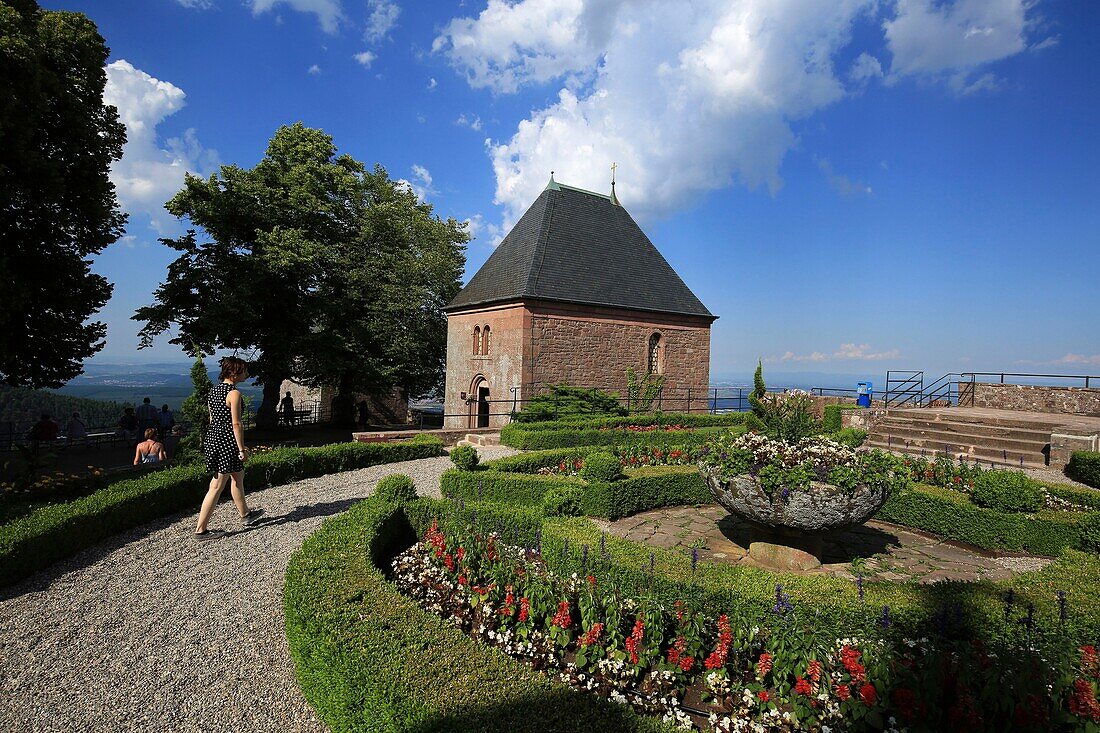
[606,505,1053,582]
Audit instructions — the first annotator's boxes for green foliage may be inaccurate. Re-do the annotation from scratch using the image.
[821,404,864,433]
[176,352,213,464]
[580,452,622,483]
[748,360,767,420]
[1067,451,1100,489]
[970,470,1044,513]
[0,385,127,429]
[512,384,627,423]
[134,123,466,425]
[283,498,670,733]
[0,439,444,587]
[828,427,868,448]
[500,412,745,450]
[1079,512,1100,552]
[376,473,417,504]
[449,444,479,471]
[878,483,1092,555]
[625,367,663,413]
[541,485,585,517]
[0,0,126,388]
[752,390,819,443]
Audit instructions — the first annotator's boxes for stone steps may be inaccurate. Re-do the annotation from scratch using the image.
[867,413,1051,469]
[455,432,501,448]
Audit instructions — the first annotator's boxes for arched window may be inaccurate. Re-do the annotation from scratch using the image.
[473,326,481,355]
[483,325,492,356]
[647,333,663,374]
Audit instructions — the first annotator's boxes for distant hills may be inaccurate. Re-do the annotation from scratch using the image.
[0,385,129,431]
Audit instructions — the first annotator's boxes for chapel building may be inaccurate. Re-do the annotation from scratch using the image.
[443,175,717,429]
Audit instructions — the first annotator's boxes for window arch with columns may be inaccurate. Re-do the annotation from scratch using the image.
[483,324,491,356]
[473,326,481,355]
[647,332,663,375]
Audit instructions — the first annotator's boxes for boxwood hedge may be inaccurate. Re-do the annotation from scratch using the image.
[499,413,745,450]
[878,482,1094,555]
[1067,450,1100,489]
[283,496,672,733]
[0,437,444,588]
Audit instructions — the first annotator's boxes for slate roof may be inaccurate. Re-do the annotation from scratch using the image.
[447,179,716,320]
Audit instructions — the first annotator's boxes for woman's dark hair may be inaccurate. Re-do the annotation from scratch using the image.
[219,356,249,381]
[144,428,158,440]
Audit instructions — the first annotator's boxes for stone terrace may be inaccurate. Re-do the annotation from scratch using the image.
[601,505,1053,583]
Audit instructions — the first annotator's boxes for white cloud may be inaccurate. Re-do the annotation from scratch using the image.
[849,52,883,82]
[427,77,438,90]
[307,63,322,74]
[816,157,872,197]
[456,112,483,131]
[353,50,377,67]
[1055,354,1100,366]
[364,0,400,44]
[175,0,214,9]
[439,0,879,230]
[884,0,1033,92]
[462,213,504,245]
[777,343,900,362]
[247,0,343,34]
[103,60,218,233]
[1030,35,1059,52]
[397,164,435,201]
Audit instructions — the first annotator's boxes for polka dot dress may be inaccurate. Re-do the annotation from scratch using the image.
[204,382,244,475]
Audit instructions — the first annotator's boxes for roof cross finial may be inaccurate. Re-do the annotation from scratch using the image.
[610,161,619,205]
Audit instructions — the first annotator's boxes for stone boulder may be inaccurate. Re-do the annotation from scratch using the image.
[701,467,889,535]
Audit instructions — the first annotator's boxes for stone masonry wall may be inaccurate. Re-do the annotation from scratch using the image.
[443,304,529,429]
[964,382,1100,416]
[527,302,711,414]
[278,380,409,425]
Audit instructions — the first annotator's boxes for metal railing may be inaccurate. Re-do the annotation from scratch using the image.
[885,370,1100,409]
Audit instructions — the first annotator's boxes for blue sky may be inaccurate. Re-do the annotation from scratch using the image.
[48,0,1100,380]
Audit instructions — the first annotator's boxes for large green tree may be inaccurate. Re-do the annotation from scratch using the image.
[134,123,466,426]
[0,0,126,387]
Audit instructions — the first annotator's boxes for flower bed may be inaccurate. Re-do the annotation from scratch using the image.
[0,436,445,588]
[392,510,1100,732]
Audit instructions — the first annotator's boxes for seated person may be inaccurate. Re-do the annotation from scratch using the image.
[29,413,59,443]
[133,428,167,465]
[65,412,88,446]
[117,407,139,442]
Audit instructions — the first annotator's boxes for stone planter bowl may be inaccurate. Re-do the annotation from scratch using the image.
[701,466,889,535]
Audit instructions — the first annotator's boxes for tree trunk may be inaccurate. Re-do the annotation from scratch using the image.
[256,377,284,428]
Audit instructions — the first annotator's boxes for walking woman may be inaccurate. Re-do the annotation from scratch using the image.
[195,356,262,539]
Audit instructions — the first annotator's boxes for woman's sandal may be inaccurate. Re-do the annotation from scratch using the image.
[193,529,223,541]
[241,508,265,526]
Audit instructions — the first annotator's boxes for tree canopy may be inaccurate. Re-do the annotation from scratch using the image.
[134,123,466,425]
[0,0,126,388]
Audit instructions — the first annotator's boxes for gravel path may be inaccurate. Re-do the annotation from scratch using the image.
[0,446,514,733]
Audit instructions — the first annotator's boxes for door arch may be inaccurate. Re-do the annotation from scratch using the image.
[470,376,491,428]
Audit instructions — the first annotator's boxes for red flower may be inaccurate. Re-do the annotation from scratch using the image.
[443,554,455,572]
[807,659,822,683]
[835,683,851,701]
[757,690,770,703]
[794,677,812,696]
[625,618,644,665]
[580,622,604,647]
[1069,678,1100,721]
[456,547,465,562]
[892,687,919,721]
[859,683,877,707]
[756,652,773,678]
[551,600,572,628]
[840,645,866,682]
[457,574,467,586]
[586,574,596,586]
[704,615,731,670]
[679,655,695,673]
[499,589,515,617]
[1083,645,1100,679]
[518,597,529,623]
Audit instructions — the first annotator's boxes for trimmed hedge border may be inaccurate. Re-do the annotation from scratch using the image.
[505,413,746,432]
[822,404,864,433]
[441,465,710,521]
[878,482,1094,555]
[0,438,444,588]
[500,424,741,451]
[1067,450,1100,489]
[283,496,671,733]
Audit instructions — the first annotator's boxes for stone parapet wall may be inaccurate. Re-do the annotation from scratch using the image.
[963,382,1100,416]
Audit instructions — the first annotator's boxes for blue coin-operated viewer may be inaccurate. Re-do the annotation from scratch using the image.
[857,381,873,407]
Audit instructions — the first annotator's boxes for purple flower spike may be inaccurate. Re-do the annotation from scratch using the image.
[691,547,699,573]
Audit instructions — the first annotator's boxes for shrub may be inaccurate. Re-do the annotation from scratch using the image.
[376,473,417,503]
[1080,512,1100,552]
[450,444,479,471]
[512,384,627,423]
[0,439,444,587]
[580,452,622,483]
[971,470,1044,513]
[829,427,867,448]
[822,403,864,433]
[1067,451,1100,489]
[500,420,742,450]
[541,485,585,517]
